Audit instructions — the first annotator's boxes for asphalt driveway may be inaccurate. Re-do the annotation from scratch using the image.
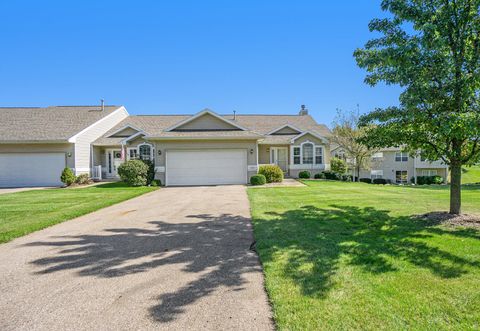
[0,186,273,331]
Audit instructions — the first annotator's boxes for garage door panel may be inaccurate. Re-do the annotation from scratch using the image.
[166,150,247,186]
[0,153,66,187]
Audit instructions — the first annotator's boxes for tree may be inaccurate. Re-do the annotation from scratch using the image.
[331,109,375,181]
[331,157,348,175]
[354,0,480,214]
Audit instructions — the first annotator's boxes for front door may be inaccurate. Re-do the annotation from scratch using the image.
[271,147,288,172]
[106,149,123,177]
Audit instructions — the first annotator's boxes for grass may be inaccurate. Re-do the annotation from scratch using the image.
[248,181,480,330]
[462,165,480,184]
[0,182,157,243]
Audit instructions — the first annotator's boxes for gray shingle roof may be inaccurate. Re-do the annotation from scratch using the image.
[94,113,331,145]
[0,106,122,142]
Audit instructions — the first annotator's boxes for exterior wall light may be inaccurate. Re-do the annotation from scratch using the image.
[250,149,254,155]
[158,150,162,155]
[67,152,72,157]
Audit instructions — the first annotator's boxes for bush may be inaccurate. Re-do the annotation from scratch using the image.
[432,175,444,184]
[314,173,325,179]
[117,160,149,186]
[75,173,92,185]
[60,167,76,186]
[150,179,161,187]
[331,157,348,174]
[323,171,340,180]
[341,174,353,182]
[359,178,372,183]
[250,174,267,186]
[258,165,283,183]
[142,159,156,185]
[372,178,388,185]
[298,171,311,179]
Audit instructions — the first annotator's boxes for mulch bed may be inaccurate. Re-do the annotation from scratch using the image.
[415,212,480,229]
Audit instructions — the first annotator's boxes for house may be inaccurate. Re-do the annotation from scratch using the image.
[92,107,331,186]
[331,146,449,184]
[0,105,128,187]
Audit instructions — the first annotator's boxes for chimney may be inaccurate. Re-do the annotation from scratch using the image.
[299,104,308,116]
[101,99,105,112]
[233,110,236,120]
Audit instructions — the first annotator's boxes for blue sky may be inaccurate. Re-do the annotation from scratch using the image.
[0,1,400,127]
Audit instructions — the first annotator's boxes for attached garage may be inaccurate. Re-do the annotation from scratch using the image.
[166,149,248,186]
[0,153,66,187]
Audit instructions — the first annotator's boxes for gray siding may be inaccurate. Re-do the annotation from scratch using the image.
[0,143,75,168]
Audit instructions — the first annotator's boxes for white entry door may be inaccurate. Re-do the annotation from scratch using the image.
[106,150,123,177]
[0,153,66,187]
[166,149,248,186]
[270,147,288,172]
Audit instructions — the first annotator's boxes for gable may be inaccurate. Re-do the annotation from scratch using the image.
[172,113,241,131]
[292,132,326,145]
[110,126,140,137]
[270,125,301,135]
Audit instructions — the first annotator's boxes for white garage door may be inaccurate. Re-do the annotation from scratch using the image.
[166,149,248,186]
[0,153,66,188]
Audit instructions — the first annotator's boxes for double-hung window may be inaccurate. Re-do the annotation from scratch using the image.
[395,152,408,162]
[139,144,152,161]
[293,147,301,165]
[302,143,313,164]
[315,147,323,164]
[128,148,139,160]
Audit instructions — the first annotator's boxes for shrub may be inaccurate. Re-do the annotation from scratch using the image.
[150,179,161,187]
[117,160,149,186]
[75,173,92,185]
[323,171,340,180]
[142,159,156,185]
[373,178,388,185]
[314,173,325,179]
[60,167,76,186]
[298,171,311,179]
[250,174,267,186]
[341,174,353,182]
[258,165,283,183]
[359,178,372,183]
[331,157,348,175]
[432,175,444,184]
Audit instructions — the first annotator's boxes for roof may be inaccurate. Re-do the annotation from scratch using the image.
[94,113,330,145]
[0,106,123,142]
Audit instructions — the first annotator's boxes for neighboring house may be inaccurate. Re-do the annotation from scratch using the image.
[331,146,449,184]
[0,105,128,187]
[93,107,331,186]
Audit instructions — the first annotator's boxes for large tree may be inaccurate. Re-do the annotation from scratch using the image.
[331,109,375,182]
[354,0,480,214]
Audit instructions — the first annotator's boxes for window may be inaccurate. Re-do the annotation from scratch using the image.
[138,144,152,161]
[422,169,437,176]
[128,148,139,160]
[315,147,323,164]
[395,152,408,162]
[396,170,408,184]
[293,147,301,165]
[372,152,383,160]
[371,170,383,179]
[302,143,313,164]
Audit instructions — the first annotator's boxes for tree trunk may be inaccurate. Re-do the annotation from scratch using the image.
[449,161,462,214]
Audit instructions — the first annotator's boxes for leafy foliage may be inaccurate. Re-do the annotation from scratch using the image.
[330,157,348,174]
[298,171,311,179]
[417,175,444,185]
[354,0,480,213]
[258,165,284,183]
[314,173,326,179]
[60,167,76,186]
[250,174,267,186]
[360,178,372,184]
[142,160,156,185]
[75,173,92,185]
[117,160,149,186]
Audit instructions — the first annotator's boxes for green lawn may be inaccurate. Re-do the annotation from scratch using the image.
[248,181,480,330]
[0,182,157,243]
[462,165,480,184]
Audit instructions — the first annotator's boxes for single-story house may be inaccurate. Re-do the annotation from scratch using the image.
[93,107,332,186]
[0,105,128,187]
